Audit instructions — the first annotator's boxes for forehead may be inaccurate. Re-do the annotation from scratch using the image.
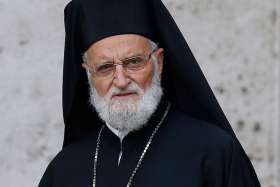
[86,34,151,59]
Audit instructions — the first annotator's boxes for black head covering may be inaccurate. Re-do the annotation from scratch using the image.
[62,0,259,184]
[63,0,234,146]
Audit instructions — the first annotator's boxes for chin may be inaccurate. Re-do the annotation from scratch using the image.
[110,96,140,112]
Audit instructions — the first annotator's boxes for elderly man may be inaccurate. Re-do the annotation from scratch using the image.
[39,0,260,186]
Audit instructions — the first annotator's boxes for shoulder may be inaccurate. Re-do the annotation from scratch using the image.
[38,131,98,186]
[47,130,98,170]
[163,107,260,186]
[164,106,237,152]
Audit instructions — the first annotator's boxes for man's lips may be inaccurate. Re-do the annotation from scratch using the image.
[112,92,137,98]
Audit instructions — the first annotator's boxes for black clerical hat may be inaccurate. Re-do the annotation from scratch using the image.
[63,0,233,146]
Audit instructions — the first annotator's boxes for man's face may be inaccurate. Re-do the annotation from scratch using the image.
[83,34,164,101]
[82,34,164,133]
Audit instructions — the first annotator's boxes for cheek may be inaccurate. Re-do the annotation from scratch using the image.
[92,78,112,97]
[131,64,154,90]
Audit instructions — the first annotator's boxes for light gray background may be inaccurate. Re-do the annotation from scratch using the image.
[0,0,279,187]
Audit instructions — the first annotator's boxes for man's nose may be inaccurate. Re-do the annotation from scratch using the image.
[112,64,130,89]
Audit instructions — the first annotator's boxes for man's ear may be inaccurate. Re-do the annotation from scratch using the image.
[81,63,88,70]
[81,63,91,79]
[156,48,164,78]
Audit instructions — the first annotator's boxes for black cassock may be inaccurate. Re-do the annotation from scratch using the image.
[38,0,260,186]
[39,98,260,187]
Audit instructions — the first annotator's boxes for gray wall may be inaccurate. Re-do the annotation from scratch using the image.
[0,0,279,186]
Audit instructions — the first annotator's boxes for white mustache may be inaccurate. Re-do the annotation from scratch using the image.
[107,83,143,98]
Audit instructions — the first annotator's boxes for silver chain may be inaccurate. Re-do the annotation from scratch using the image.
[92,103,171,187]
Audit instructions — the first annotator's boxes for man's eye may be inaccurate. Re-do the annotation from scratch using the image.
[96,64,114,72]
[126,57,143,65]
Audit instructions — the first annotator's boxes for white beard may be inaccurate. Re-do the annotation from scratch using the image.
[87,62,163,136]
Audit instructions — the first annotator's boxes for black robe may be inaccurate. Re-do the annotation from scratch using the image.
[39,99,259,187]
[39,0,261,186]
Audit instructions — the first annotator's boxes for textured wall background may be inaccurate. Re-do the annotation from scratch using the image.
[0,0,279,187]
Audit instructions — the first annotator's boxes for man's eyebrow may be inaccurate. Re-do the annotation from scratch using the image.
[93,49,146,63]
[92,54,113,63]
[121,52,145,60]
[95,59,114,65]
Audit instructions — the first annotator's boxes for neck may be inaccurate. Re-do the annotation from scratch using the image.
[106,122,127,141]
